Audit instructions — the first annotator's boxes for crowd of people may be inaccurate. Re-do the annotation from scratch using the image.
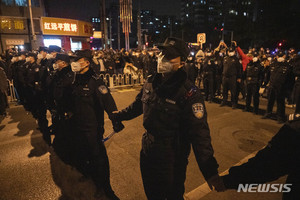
[0,38,299,199]
[192,40,300,123]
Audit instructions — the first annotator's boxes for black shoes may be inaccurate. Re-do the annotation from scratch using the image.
[262,113,272,119]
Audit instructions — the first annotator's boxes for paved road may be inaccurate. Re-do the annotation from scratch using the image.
[0,88,294,200]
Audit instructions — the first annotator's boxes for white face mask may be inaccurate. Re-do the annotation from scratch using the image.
[267,57,272,61]
[228,52,235,57]
[25,57,31,63]
[53,63,59,71]
[253,57,258,62]
[71,62,82,72]
[37,53,44,60]
[46,54,53,59]
[219,53,223,57]
[157,54,174,74]
[11,57,17,63]
[277,57,285,62]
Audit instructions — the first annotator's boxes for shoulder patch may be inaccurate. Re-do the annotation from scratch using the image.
[35,67,39,72]
[192,103,204,119]
[185,86,198,99]
[98,85,108,94]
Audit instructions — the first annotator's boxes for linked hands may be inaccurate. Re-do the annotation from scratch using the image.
[110,111,124,133]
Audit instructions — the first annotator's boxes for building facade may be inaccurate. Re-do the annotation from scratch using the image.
[0,0,93,53]
[180,0,257,43]
[0,0,45,52]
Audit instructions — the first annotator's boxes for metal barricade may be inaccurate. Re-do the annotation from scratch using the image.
[101,73,145,88]
[7,79,17,102]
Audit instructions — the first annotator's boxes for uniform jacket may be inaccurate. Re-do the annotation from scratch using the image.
[116,68,219,180]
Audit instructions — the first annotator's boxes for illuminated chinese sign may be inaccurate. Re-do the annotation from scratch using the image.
[1,19,25,30]
[41,17,93,37]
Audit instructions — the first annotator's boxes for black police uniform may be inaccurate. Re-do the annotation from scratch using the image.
[0,67,8,115]
[148,53,158,76]
[221,54,242,107]
[222,115,300,200]
[265,60,293,122]
[70,68,120,199]
[14,59,26,104]
[244,60,264,113]
[48,65,75,157]
[184,57,198,84]
[290,55,300,113]
[26,60,50,142]
[113,68,219,200]
[214,51,224,97]
[202,55,217,102]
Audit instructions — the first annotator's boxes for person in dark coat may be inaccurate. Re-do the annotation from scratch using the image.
[0,67,8,116]
[111,38,225,200]
[68,49,124,199]
[262,51,294,123]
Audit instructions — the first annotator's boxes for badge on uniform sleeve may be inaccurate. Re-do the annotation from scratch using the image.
[192,103,204,119]
[35,68,39,72]
[98,85,108,94]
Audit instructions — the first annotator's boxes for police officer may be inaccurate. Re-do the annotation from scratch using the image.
[47,53,75,162]
[68,49,124,199]
[14,52,27,106]
[26,52,50,144]
[184,54,198,84]
[221,113,300,200]
[244,52,264,114]
[220,47,242,109]
[45,45,61,74]
[262,51,293,123]
[214,50,224,98]
[289,51,300,113]
[0,66,8,116]
[37,47,49,67]
[202,48,217,102]
[111,37,224,200]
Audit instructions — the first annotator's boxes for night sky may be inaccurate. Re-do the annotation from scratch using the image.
[136,0,181,17]
[45,0,182,22]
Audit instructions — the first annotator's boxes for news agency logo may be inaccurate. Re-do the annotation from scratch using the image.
[237,184,292,193]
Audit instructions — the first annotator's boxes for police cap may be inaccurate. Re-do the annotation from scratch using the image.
[28,52,37,59]
[18,51,28,56]
[49,45,61,53]
[39,46,49,53]
[55,53,70,63]
[252,51,259,57]
[74,49,93,61]
[228,47,235,52]
[158,37,190,60]
[277,50,285,57]
[205,48,212,53]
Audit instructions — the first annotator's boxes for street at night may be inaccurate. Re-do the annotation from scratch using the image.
[0,88,295,200]
[1,0,300,199]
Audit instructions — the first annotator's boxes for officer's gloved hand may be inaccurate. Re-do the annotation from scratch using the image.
[112,120,124,133]
[207,174,226,192]
[110,111,122,122]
